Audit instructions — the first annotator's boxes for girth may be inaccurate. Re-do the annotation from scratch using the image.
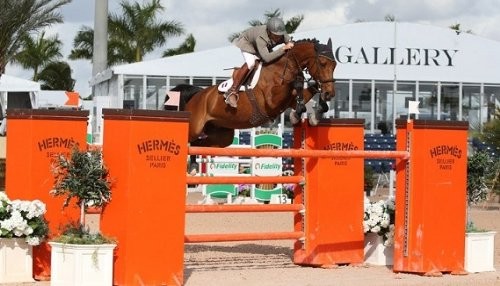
[245,86,273,126]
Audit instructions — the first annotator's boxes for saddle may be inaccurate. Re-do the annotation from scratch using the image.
[217,63,263,93]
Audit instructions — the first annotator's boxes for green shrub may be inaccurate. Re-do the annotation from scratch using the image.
[364,166,375,195]
[467,151,497,205]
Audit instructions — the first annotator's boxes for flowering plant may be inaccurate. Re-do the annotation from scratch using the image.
[0,192,49,246]
[363,197,395,246]
[237,184,251,197]
[283,183,295,200]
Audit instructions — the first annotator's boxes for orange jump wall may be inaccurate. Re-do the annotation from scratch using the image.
[100,109,190,286]
[393,119,468,275]
[5,109,88,280]
[293,119,365,267]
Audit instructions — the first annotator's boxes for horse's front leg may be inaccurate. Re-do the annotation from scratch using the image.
[289,79,315,125]
[308,96,329,126]
[289,89,305,126]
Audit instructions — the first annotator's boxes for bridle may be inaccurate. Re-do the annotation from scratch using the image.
[283,42,336,96]
[304,49,336,96]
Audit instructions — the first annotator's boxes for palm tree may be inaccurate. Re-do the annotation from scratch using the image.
[69,26,131,66]
[0,0,71,74]
[70,0,185,65]
[227,9,304,43]
[449,23,473,35]
[37,61,75,91]
[68,26,94,62]
[384,14,396,22]
[163,34,196,57]
[13,31,63,81]
[355,14,396,23]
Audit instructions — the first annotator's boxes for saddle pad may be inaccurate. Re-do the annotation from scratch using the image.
[218,63,262,92]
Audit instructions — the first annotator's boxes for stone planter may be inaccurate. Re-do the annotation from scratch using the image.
[364,232,393,266]
[0,238,34,283]
[49,242,116,286]
[465,231,496,273]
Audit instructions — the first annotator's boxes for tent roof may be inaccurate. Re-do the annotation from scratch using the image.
[112,46,241,78]
[105,21,500,84]
[0,74,40,92]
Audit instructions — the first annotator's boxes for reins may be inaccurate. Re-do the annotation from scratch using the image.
[282,42,336,93]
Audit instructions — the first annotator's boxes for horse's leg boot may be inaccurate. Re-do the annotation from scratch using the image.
[224,63,251,108]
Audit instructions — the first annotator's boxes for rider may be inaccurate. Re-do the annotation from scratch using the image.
[224,17,295,108]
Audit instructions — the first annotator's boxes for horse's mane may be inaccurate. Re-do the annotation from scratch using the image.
[170,84,203,94]
[293,38,335,60]
[294,38,320,45]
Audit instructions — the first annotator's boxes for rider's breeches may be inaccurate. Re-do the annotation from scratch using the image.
[242,51,259,69]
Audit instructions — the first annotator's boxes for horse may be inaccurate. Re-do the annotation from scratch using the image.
[165,38,337,148]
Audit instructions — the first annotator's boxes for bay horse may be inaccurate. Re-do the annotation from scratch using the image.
[167,38,337,147]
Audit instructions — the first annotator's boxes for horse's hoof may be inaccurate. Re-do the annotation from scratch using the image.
[308,113,319,126]
[296,103,306,114]
[290,111,300,126]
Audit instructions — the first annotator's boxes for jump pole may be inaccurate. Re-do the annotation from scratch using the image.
[187,119,372,268]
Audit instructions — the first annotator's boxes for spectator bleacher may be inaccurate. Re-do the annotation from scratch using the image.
[282,131,294,171]
[471,137,499,158]
[364,133,396,173]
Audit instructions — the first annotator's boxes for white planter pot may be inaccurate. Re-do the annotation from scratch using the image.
[0,238,34,283]
[49,242,116,286]
[364,232,393,266]
[465,231,496,273]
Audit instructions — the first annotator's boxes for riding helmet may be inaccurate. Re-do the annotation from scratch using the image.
[266,17,286,36]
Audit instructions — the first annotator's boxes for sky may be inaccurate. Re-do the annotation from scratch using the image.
[6,0,500,96]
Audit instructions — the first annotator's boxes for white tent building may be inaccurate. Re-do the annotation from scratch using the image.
[0,74,40,114]
[0,74,41,136]
[90,21,500,140]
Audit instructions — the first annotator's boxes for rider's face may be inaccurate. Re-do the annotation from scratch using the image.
[268,32,283,43]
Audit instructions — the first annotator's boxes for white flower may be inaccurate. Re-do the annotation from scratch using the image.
[26,236,41,246]
[0,193,48,246]
[363,220,370,233]
[371,225,381,233]
[385,197,395,210]
[0,192,9,203]
[363,198,396,246]
[371,203,384,216]
[367,216,379,227]
[364,196,370,207]
[380,213,390,228]
[26,200,46,219]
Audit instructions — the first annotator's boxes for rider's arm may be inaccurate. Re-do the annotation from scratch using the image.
[255,36,286,63]
[284,34,292,43]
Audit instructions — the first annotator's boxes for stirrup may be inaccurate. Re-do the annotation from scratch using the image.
[224,91,239,108]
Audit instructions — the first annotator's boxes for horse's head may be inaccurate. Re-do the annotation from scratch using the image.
[290,38,337,103]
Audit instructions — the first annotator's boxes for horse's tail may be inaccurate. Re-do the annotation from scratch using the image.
[166,84,204,111]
